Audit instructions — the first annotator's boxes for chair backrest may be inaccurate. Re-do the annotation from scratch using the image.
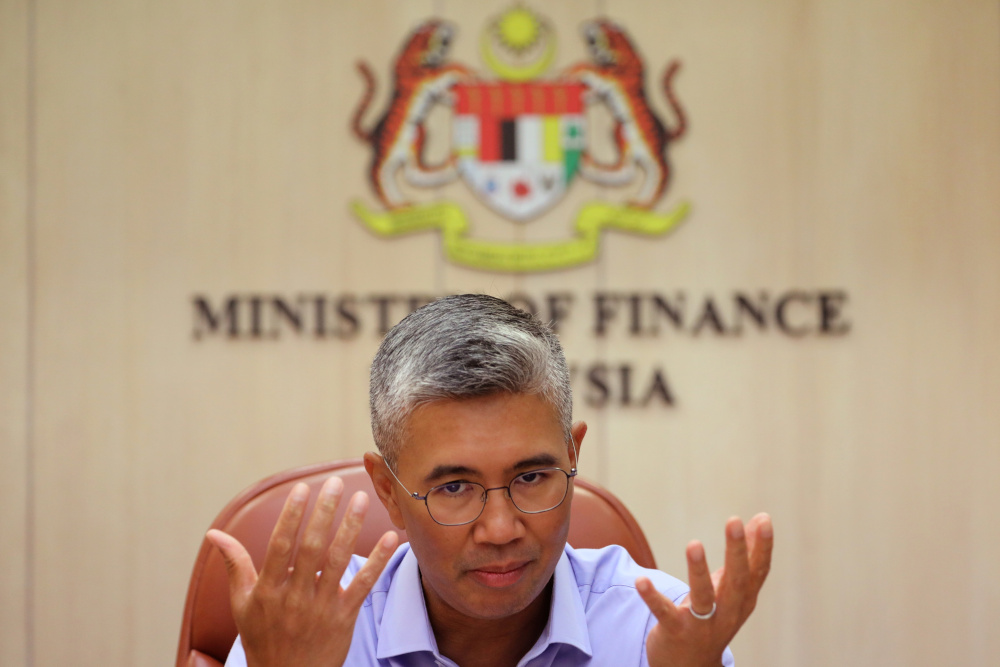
[177,459,656,667]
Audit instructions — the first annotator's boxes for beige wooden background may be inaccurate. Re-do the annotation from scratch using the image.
[2,0,999,665]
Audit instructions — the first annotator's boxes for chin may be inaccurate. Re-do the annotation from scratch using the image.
[458,568,552,619]
[456,587,542,620]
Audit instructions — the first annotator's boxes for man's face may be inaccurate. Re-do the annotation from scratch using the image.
[381,393,581,623]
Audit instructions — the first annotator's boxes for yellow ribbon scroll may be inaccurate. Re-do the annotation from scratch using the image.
[351,200,690,273]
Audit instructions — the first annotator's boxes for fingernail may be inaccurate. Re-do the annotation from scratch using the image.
[321,477,344,503]
[291,484,309,503]
[729,520,744,540]
[351,492,368,513]
[689,542,705,563]
[381,532,399,552]
[760,519,773,540]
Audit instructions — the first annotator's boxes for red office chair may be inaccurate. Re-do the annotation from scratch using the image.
[177,459,656,667]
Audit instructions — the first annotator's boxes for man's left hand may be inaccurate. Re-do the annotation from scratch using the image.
[636,513,773,667]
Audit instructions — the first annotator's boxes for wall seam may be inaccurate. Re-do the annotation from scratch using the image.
[25,0,37,664]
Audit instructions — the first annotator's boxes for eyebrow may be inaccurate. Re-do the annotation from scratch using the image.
[423,453,563,485]
[424,464,479,484]
[512,453,561,470]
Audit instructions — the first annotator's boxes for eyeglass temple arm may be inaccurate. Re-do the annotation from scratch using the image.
[384,461,425,500]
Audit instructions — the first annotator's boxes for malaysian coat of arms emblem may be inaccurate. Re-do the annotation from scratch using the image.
[351,6,688,272]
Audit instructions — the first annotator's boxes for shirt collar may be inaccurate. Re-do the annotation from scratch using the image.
[530,546,593,659]
[375,545,593,661]
[376,545,440,659]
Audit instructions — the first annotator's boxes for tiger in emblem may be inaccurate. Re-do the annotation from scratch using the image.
[566,19,686,209]
[352,21,472,209]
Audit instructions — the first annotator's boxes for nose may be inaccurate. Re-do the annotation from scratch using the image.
[472,486,525,545]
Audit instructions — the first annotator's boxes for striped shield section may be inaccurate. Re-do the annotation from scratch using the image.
[453,82,586,222]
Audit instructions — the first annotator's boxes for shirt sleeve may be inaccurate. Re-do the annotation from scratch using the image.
[223,635,247,667]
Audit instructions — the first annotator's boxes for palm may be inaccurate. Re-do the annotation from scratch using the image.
[206,478,399,667]
[637,514,773,667]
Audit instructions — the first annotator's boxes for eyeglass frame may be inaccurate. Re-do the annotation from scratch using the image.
[384,443,579,527]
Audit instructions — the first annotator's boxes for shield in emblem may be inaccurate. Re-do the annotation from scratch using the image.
[453,82,586,222]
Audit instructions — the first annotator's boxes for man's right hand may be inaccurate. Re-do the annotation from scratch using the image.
[206,476,400,667]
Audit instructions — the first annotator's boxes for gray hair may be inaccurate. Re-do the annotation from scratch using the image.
[369,294,572,469]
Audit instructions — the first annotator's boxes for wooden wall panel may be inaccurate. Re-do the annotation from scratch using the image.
[10,0,1000,665]
[590,2,1000,664]
[0,0,29,663]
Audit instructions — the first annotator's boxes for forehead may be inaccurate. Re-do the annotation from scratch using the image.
[398,393,565,474]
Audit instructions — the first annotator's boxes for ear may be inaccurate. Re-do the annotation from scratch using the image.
[364,451,407,531]
[570,420,587,465]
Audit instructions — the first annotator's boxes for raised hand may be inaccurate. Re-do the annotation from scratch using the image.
[206,476,399,667]
[636,513,773,667]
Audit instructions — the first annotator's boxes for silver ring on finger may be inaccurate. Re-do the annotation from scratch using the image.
[689,601,716,620]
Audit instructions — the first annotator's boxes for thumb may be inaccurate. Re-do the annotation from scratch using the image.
[636,576,682,631]
[206,529,258,607]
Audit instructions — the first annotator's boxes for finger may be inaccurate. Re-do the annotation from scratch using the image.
[744,513,764,553]
[744,512,770,557]
[258,483,310,586]
[746,513,774,589]
[636,576,682,631]
[318,491,370,588]
[289,476,345,589]
[684,540,716,616]
[206,529,257,604]
[338,531,400,609]
[719,516,751,602]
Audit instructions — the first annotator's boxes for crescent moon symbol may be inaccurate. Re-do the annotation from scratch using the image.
[480,27,556,82]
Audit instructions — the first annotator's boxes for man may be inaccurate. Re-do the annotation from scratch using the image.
[208,294,773,666]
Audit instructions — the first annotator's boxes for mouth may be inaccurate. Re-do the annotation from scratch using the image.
[467,560,532,589]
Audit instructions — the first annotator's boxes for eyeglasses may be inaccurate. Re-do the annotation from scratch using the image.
[386,452,578,527]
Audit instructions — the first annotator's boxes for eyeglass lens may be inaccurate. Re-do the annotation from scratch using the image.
[425,468,571,525]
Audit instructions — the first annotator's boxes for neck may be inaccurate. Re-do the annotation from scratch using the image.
[424,578,553,667]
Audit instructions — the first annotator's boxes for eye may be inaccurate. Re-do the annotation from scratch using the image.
[515,470,552,486]
[434,481,477,497]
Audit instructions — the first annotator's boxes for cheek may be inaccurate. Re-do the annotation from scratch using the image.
[393,490,442,536]
[401,512,468,576]
[538,504,572,543]
[533,515,571,572]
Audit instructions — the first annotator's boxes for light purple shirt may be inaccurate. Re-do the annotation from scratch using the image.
[225,543,735,666]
